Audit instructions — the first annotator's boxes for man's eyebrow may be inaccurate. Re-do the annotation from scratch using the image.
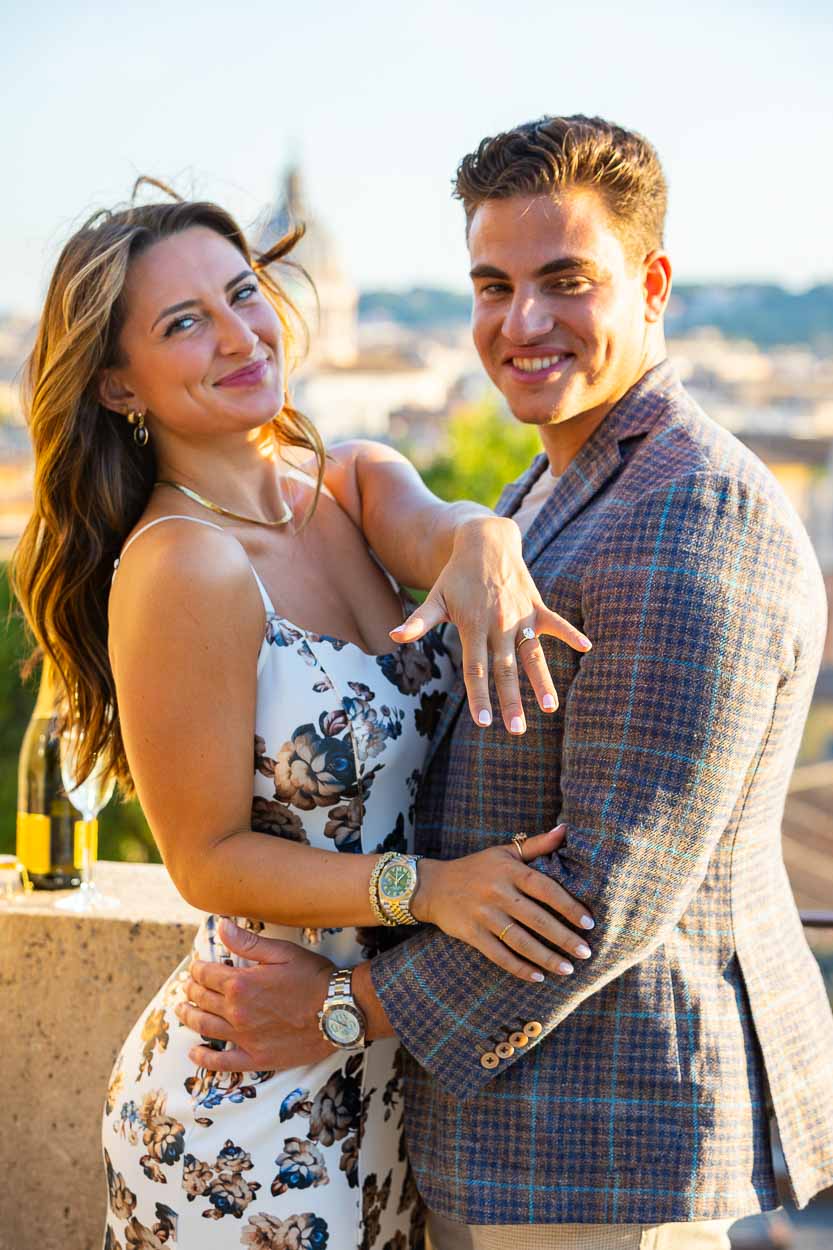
[469,257,605,281]
[151,269,255,330]
[536,257,605,279]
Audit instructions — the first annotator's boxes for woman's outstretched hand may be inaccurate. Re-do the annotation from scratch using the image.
[389,515,591,733]
[412,825,594,982]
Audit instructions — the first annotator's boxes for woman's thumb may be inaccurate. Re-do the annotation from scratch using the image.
[519,824,566,859]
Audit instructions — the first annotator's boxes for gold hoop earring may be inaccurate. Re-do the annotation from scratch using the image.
[127,410,149,447]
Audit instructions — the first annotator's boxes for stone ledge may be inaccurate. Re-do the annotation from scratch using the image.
[1,861,202,1250]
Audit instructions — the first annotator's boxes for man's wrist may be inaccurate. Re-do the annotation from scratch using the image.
[352,960,396,1041]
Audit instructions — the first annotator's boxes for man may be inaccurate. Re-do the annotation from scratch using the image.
[181,116,833,1247]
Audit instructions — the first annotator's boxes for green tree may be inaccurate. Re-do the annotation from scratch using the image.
[419,393,541,508]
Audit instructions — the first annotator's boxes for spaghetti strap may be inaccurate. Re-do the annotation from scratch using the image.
[111,514,276,615]
[114,515,224,573]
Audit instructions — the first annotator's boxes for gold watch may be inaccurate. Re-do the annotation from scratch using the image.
[375,853,422,926]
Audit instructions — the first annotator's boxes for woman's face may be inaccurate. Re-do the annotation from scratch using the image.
[102,225,285,440]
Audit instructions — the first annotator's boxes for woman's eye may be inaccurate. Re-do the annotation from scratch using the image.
[232,283,258,303]
[164,314,197,336]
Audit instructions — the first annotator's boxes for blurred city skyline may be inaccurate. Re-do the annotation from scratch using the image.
[2,0,831,314]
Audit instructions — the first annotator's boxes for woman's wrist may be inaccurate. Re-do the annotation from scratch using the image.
[409,857,443,925]
[451,512,522,556]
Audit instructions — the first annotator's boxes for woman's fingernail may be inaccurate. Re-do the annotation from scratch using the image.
[510,716,525,734]
[558,960,574,975]
[578,635,592,650]
[478,709,492,726]
[580,915,595,930]
[576,943,592,959]
[542,694,556,711]
[531,971,545,982]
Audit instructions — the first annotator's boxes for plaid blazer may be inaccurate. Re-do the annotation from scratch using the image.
[371,360,833,1226]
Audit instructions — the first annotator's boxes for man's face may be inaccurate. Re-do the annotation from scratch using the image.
[468,190,655,430]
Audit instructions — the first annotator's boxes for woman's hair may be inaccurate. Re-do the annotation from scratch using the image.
[9,178,325,792]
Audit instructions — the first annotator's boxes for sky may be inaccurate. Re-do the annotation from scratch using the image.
[1,0,831,314]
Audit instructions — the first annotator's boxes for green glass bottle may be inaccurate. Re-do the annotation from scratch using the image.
[16,662,80,890]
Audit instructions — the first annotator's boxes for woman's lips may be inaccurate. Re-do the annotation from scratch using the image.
[214,359,269,388]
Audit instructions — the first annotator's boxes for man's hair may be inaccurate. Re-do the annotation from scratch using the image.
[454,114,667,263]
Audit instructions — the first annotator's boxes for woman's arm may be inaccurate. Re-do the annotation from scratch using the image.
[317,440,592,731]
[108,524,591,981]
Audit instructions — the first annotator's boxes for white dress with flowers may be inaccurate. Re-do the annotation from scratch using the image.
[102,516,454,1250]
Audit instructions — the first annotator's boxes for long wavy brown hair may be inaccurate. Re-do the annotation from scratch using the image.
[9,179,325,792]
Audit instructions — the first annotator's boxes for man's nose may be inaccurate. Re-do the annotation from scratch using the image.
[502,294,553,343]
[216,307,258,356]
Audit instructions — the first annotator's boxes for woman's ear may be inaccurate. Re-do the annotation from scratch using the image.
[98,368,140,416]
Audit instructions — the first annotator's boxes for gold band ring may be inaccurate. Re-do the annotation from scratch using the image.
[515,626,538,654]
[511,831,529,861]
[498,922,515,943]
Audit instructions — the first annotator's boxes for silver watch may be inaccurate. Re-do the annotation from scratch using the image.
[318,968,367,1051]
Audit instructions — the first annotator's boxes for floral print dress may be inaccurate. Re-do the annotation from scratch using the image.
[103,516,455,1250]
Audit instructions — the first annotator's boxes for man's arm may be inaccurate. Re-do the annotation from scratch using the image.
[368,471,809,1099]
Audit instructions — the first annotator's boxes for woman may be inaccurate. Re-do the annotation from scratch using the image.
[11,187,593,1250]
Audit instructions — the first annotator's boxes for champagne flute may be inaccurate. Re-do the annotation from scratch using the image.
[54,728,118,912]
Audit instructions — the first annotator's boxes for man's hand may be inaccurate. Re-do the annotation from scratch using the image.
[176,919,335,1072]
[390,515,591,734]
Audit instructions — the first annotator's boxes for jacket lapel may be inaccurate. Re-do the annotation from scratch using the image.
[422,360,680,771]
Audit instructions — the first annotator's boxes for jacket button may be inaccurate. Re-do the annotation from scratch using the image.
[480,1051,500,1069]
[508,1031,529,1048]
[523,1020,543,1039]
[495,1042,515,1059]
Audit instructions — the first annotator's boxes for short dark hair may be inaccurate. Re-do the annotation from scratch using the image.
[454,114,668,262]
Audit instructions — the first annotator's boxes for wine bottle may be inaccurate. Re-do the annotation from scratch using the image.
[16,661,80,890]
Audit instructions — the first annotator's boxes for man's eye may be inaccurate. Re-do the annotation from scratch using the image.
[550,279,589,294]
[164,314,198,336]
[480,283,510,296]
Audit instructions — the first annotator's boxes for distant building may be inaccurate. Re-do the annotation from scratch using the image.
[256,165,358,369]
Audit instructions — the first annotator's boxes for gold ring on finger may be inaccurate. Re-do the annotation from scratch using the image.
[498,921,515,943]
[511,831,529,861]
[515,626,538,654]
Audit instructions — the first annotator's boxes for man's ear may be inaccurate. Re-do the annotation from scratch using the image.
[98,368,140,416]
[643,251,672,323]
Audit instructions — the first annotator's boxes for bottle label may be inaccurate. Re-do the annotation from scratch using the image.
[74,819,99,866]
[16,812,51,875]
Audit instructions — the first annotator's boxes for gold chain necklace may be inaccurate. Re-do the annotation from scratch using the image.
[155,480,293,527]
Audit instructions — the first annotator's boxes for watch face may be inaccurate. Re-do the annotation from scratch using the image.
[325,1006,361,1045]
[380,862,413,899]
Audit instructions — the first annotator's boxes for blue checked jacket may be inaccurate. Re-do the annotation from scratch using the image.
[371,360,833,1226]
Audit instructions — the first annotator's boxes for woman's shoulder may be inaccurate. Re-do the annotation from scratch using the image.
[110,510,260,619]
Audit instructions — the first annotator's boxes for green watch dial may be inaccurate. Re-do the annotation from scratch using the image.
[380,863,413,898]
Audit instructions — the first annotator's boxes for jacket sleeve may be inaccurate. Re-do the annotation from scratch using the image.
[370,471,813,1100]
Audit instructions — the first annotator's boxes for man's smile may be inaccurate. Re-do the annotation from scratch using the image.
[505,352,574,381]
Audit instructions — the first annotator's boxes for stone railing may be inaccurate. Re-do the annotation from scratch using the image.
[1,862,201,1250]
